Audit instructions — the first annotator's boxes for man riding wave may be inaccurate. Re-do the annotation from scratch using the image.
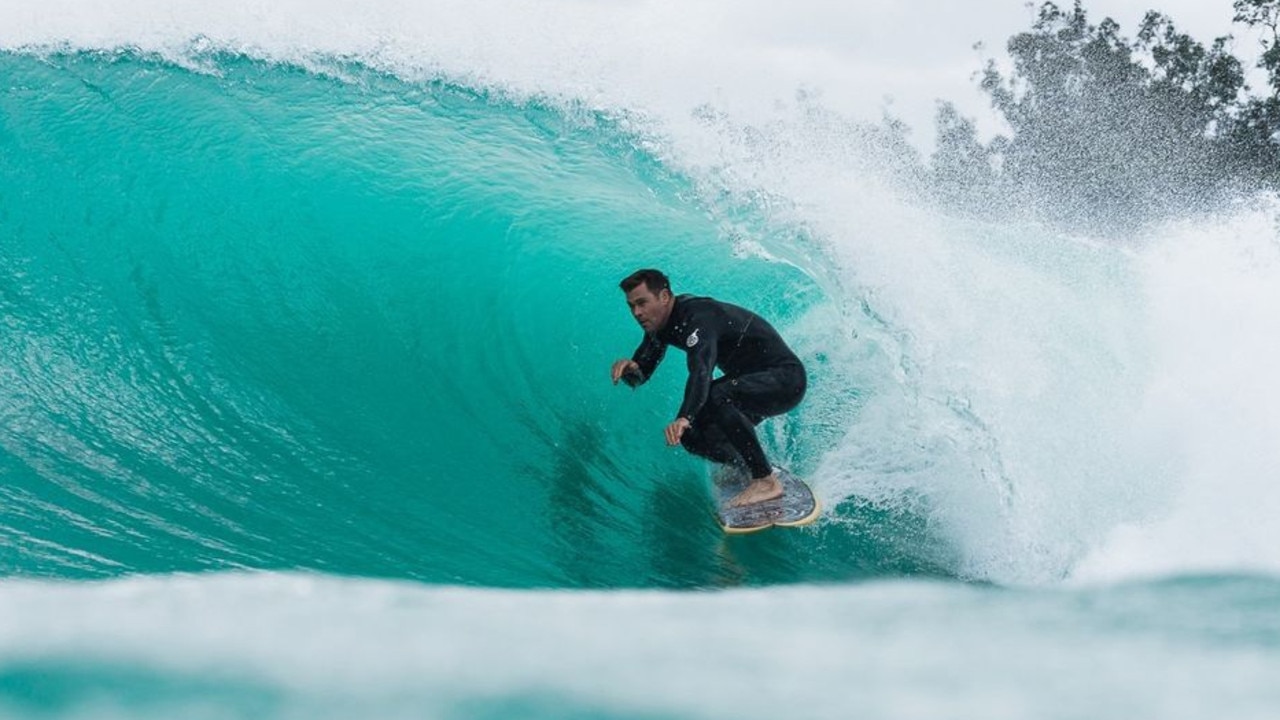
[611,269,807,507]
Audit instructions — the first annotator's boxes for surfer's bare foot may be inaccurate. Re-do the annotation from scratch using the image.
[729,474,783,507]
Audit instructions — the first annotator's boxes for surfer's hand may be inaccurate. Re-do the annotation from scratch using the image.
[665,417,691,446]
[611,359,640,385]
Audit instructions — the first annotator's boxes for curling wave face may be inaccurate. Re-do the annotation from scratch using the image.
[2,50,946,587]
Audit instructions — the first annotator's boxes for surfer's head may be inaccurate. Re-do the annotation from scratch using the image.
[620,268,675,333]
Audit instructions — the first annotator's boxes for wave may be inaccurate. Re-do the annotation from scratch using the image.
[3,7,1280,589]
[0,49,955,586]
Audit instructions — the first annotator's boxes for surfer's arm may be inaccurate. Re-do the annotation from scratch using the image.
[622,335,666,387]
[676,331,717,420]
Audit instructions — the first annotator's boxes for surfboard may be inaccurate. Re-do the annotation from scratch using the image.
[712,466,821,534]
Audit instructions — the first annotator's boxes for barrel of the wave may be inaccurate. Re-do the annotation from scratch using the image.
[0,49,826,587]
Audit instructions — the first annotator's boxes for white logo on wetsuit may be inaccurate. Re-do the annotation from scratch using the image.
[686,329,700,347]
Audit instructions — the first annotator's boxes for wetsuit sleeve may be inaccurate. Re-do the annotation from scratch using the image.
[676,329,718,421]
[624,335,667,387]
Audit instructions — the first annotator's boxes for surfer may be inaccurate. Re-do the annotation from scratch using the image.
[611,269,807,507]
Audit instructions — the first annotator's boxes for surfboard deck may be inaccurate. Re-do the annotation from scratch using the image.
[712,466,820,534]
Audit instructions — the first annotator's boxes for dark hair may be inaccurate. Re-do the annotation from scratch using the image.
[619,269,671,296]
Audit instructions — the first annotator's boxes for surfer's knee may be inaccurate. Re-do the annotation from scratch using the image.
[680,425,739,465]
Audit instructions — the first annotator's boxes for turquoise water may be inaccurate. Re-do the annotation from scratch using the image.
[2,30,1280,720]
[1,50,931,588]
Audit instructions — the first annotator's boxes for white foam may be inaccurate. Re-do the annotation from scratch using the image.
[1073,199,1280,583]
[0,572,1275,718]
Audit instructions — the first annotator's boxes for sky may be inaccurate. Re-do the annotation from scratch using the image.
[719,0,1262,148]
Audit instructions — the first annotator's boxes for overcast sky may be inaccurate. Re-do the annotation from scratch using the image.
[725,0,1263,148]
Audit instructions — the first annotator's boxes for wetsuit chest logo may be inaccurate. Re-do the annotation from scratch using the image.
[686,329,700,348]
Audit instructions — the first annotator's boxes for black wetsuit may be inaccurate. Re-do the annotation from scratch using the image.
[623,295,806,478]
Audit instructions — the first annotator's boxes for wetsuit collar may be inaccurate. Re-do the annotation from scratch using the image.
[653,293,681,335]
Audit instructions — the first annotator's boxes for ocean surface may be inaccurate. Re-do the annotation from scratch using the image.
[3,2,1280,718]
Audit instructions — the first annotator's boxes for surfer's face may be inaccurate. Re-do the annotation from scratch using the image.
[625,284,673,333]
